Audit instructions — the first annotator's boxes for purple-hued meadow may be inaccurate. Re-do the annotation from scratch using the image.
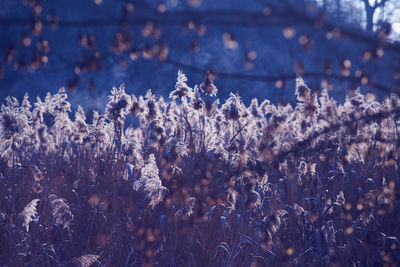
[1,72,400,266]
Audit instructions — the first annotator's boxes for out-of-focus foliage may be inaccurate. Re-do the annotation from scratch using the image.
[1,0,400,109]
[1,73,400,266]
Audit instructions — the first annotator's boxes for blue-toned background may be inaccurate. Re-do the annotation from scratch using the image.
[1,0,400,111]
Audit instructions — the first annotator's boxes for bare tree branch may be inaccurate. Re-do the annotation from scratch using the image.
[163,58,398,94]
[375,0,390,8]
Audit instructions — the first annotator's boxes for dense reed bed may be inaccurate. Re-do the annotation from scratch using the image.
[1,72,400,266]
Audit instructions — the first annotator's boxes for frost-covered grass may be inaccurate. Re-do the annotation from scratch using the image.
[1,72,400,266]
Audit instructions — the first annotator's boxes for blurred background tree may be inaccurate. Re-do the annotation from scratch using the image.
[318,0,400,33]
[0,0,400,111]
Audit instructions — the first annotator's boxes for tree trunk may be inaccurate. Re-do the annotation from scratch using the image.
[335,0,341,19]
[362,0,376,32]
[366,7,375,32]
[322,0,329,9]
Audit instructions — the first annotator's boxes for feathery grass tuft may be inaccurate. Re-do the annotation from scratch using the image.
[19,199,39,232]
[49,194,74,229]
